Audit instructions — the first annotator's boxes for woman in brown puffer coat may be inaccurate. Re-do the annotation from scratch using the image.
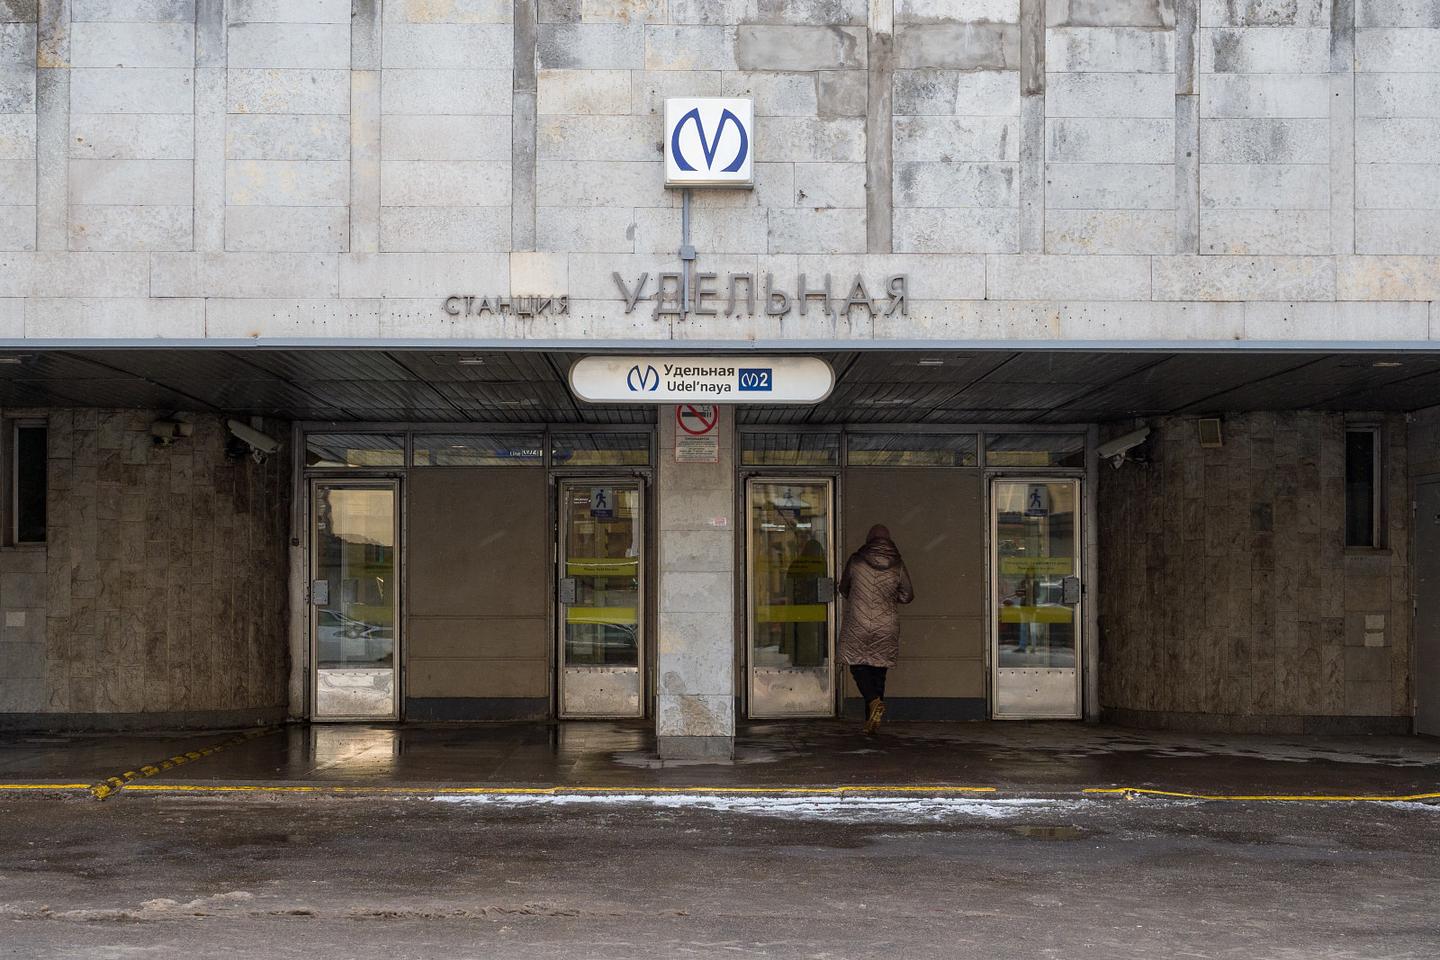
[838,524,914,734]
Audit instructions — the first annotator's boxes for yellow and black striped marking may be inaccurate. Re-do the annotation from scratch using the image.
[88,726,283,801]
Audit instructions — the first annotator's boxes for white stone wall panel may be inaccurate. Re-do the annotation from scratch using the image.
[1356,27,1440,69]
[645,25,739,70]
[1046,162,1175,208]
[68,20,194,67]
[225,114,350,162]
[1201,162,1332,208]
[227,22,352,69]
[225,206,349,252]
[380,69,514,115]
[1046,209,1177,253]
[230,0,353,22]
[376,206,512,253]
[380,115,513,161]
[1046,27,1175,72]
[893,207,1020,253]
[71,0,197,20]
[70,113,193,160]
[1046,72,1175,117]
[893,116,1019,162]
[380,160,513,207]
[70,68,193,114]
[225,160,351,206]
[1200,208,1331,254]
[69,158,193,206]
[69,204,192,250]
[226,70,351,115]
[1199,73,1331,117]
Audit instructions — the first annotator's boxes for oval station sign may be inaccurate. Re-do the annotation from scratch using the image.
[569,356,834,405]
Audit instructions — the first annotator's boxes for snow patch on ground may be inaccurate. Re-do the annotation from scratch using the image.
[431,794,1086,822]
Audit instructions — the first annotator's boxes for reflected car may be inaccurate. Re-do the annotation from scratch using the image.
[317,610,393,666]
[564,620,639,666]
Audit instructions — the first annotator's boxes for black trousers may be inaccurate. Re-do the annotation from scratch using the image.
[849,664,888,710]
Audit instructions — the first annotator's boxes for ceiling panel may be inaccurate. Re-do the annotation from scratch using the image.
[841,351,1012,384]
[237,351,418,383]
[0,353,120,381]
[937,381,1096,410]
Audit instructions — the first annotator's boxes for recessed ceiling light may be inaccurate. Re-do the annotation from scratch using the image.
[457,356,486,365]
[917,359,945,366]
[0,356,26,364]
[1372,361,1403,368]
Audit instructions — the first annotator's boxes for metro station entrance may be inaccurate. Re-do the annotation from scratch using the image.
[557,481,646,718]
[745,478,838,718]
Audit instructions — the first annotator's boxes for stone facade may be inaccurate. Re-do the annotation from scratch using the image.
[1097,412,1412,732]
[0,408,291,727]
[0,0,1436,343]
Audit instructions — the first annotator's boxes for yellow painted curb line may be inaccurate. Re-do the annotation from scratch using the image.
[117,783,1000,797]
[1085,787,1440,802]
[88,726,284,801]
[0,784,89,791]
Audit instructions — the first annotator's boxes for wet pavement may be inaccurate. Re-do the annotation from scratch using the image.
[1,790,1438,958]
[2,720,1438,798]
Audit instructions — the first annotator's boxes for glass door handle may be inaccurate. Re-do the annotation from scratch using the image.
[816,577,836,603]
[1061,576,1081,605]
[558,577,577,604]
[310,580,329,605]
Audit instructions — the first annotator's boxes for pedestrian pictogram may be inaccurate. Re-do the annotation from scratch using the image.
[676,404,719,436]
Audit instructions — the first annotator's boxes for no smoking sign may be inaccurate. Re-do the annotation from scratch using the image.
[675,404,720,462]
[677,404,718,436]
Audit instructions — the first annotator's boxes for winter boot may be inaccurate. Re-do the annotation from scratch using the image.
[863,699,886,735]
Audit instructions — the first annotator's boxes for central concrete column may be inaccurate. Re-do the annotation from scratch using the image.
[655,406,735,760]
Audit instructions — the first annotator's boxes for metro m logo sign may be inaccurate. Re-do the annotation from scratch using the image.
[664,98,754,188]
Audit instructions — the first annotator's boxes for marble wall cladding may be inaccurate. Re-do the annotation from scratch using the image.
[0,408,291,716]
[1097,412,1411,727]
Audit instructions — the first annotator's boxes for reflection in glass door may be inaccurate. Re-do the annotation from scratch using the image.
[311,482,399,720]
[558,481,643,718]
[747,479,836,718]
[991,479,1082,718]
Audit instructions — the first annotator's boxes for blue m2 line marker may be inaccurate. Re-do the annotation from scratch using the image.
[737,368,772,392]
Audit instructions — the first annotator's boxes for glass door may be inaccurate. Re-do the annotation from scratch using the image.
[558,481,644,718]
[746,478,836,718]
[311,481,400,720]
[991,479,1082,718]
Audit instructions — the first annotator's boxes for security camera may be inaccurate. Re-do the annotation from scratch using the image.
[1097,426,1150,468]
[226,419,280,463]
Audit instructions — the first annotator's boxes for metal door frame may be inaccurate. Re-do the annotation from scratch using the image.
[743,476,839,719]
[988,476,1083,720]
[1414,476,1440,736]
[557,477,647,719]
[308,477,402,722]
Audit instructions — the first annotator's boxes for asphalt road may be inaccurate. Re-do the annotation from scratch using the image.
[1,792,1437,959]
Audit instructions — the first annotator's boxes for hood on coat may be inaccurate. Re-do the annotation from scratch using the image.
[858,536,902,571]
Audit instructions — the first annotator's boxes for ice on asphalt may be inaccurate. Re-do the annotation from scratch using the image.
[431,794,1088,822]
